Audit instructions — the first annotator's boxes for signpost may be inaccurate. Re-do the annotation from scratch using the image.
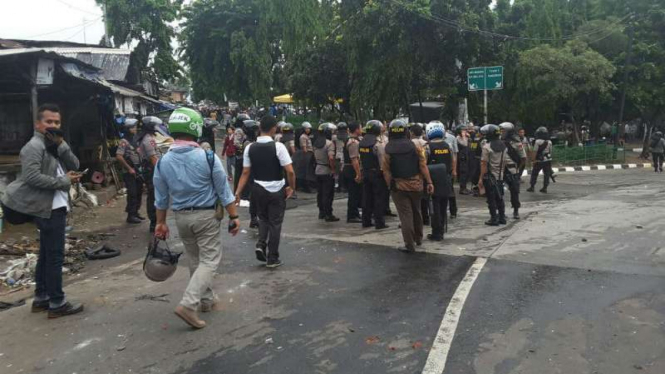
[467,66,503,124]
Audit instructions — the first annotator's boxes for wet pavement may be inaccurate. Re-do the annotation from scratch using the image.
[0,169,664,374]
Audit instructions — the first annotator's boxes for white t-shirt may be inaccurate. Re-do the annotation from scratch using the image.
[52,163,69,211]
[243,136,292,192]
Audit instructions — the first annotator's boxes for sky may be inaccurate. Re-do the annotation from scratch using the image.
[1,0,106,45]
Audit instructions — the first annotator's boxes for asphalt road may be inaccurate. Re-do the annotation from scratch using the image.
[0,169,664,374]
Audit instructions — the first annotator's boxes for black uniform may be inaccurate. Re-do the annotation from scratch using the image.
[504,138,526,216]
[427,140,453,240]
[359,134,388,228]
[482,140,508,225]
[469,136,482,191]
[457,138,470,193]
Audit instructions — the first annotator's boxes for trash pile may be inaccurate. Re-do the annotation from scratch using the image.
[0,234,109,288]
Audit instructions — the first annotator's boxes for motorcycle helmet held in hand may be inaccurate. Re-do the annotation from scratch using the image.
[143,238,182,282]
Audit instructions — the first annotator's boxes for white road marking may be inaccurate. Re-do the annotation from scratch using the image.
[565,167,575,172]
[581,166,591,171]
[422,257,487,374]
[613,164,623,169]
[597,165,607,170]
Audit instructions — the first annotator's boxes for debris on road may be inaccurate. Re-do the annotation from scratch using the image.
[0,299,26,312]
[265,337,274,344]
[135,293,170,303]
[365,336,380,345]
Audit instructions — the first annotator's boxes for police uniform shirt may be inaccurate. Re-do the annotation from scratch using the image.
[412,137,428,149]
[139,134,160,163]
[347,138,360,162]
[334,135,344,161]
[534,139,553,162]
[300,133,313,152]
[506,140,527,174]
[116,138,141,167]
[444,133,459,154]
[481,143,508,180]
[314,139,335,175]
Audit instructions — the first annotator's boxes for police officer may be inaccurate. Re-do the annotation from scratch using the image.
[115,119,144,224]
[429,121,458,217]
[456,124,472,195]
[468,125,483,196]
[335,122,348,193]
[410,123,430,225]
[273,121,286,143]
[313,123,339,222]
[298,122,315,193]
[279,122,296,156]
[359,120,389,229]
[527,127,554,193]
[233,114,250,192]
[383,119,434,253]
[478,125,508,226]
[138,116,163,232]
[518,127,531,179]
[343,123,363,223]
[500,122,527,219]
[425,122,453,242]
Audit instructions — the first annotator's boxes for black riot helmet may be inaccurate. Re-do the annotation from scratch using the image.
[336,122,348,132]
[499,122,517,141]
[235,113,251,128]
[455,124,468,135]
[243,120,259,142]
[535,126,549,140]
[388,119,409,140]
[365,120,383,136]
[410,122,424,137]
[480,124,501,141]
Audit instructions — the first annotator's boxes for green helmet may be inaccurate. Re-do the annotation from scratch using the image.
[168,107,204,138]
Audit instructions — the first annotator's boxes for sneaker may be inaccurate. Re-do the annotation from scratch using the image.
[48,301,84,319]
[325,215,340,222]
[31,299,49,313]
[174,305,206,329]
[526,187,535,192]
[427,234,443,242]
[266,259,283,268]
[255,243,267,262]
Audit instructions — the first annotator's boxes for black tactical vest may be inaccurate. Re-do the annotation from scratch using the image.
[343,137,357,165]
[469,138,482,158]
[248,142,283,181]
[385,138,419,178]
[359,135,380,171]
[428,140,453,174]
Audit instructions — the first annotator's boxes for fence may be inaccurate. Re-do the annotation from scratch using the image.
[551,144,625,166]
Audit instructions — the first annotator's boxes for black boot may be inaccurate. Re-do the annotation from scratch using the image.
[126,215,141,224]
[485,215,499,226]
[526,186,535,192]
[249,218,259,228]
[513,208,520,220]
[498,214,507,225]
[540,187,548,193]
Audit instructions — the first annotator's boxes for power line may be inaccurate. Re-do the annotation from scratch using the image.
[54,0,103,16]
[386,0,631,42]
[24,17,102,39]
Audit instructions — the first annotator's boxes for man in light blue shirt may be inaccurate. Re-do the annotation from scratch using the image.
[153,108,240,330]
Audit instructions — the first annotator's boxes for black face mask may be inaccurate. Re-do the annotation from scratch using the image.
[44,128,64,158]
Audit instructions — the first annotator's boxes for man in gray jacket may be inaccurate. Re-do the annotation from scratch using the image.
[1,104,84,318]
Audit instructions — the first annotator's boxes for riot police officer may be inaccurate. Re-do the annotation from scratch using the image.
[499,122,527,219]
[468,125,483,196]
[314,123,339,222]
[410,123,430,225]
[478,124,508,226]
[279,122,296,156]
[527,127,554,193]
[425,122,453,241]
[359,120,389,229]
[233,114,251,192]
[429,121,457,217]
[343,123,363,223]
[137,116,163,232]
[456,124,471,195]
[383,119,434,252]
[335,122,349,192]
[115,119,144,224]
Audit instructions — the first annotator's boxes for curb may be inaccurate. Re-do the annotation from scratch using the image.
[524,163,652,176]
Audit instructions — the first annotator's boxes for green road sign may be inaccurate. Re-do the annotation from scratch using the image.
[468,67,486,91]
[467,66,504,91]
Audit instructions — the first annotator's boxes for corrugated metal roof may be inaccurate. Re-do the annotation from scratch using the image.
[49,47,131,81]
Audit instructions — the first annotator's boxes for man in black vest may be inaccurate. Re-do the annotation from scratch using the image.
[343,122,363,223]
[425,122,453,242]
[235,116,296,268]
[359,120,389,229]
[383,119,434,253]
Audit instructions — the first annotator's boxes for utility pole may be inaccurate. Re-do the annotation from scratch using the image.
[83,18,87,44]
[103,1,111,47]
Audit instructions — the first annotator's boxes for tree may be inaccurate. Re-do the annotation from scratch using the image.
[97,0,183,82]
[516,40,616,141]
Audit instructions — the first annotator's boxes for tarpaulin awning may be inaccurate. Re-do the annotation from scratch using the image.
[273,94,294,104]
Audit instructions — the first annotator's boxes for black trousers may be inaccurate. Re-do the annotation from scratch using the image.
[653,153,664,171]
[362,170,387,227]
[316,174,335,217]
[343,165,361,219]
[484,176,505,219]
[430,196,449,239]
[421,195,430,224]
[34,208,67,306]
[505,173,521,210]
[123,172,143,217]
[470,158,481,186]
[253,184,286,261]
[144,169,156,225]
[448,174,457,216]
[459,157,469,190]
[530,161,554,188]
